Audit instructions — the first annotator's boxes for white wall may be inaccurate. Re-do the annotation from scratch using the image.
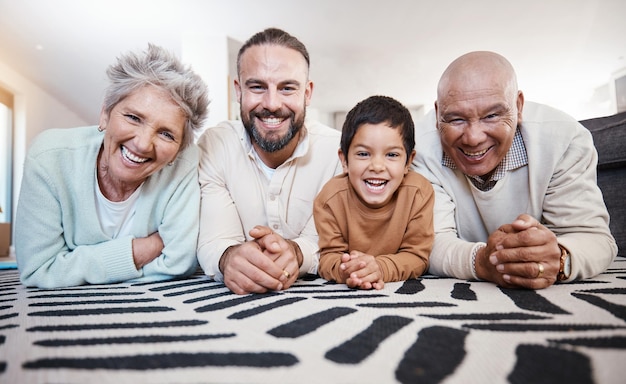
[0,59,89,229]
[182,33,231,132]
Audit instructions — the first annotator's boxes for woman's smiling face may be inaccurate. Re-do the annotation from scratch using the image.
[98,85,186,192]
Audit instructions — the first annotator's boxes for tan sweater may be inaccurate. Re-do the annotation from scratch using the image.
[314,171,434,283]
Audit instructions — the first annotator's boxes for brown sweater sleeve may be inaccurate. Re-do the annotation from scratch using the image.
[314,177,350,282]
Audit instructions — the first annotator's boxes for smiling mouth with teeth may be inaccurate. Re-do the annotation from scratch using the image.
[462,147,488,158]
[365,179,388,191]
[261,117,286,126]
[121,146,149,164]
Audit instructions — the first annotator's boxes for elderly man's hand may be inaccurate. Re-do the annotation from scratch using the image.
[476,214,561,289]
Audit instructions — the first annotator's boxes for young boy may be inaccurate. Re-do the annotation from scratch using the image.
[314,95,434,290]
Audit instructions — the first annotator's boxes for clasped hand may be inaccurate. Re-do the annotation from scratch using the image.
[220,225,300,294]
[339,250,385,290]
[476,214,561,289]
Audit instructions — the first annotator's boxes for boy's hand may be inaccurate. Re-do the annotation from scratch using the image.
[340,251,385,290]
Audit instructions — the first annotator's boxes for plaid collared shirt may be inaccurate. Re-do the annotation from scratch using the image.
[442,128,528,191]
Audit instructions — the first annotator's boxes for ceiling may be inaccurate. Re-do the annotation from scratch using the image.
[1,0,625,124]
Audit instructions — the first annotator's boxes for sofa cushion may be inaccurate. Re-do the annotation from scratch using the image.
[580,111,626,169]
[579,111,626,256]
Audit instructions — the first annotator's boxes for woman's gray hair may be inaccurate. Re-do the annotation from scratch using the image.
[102,43,210,150]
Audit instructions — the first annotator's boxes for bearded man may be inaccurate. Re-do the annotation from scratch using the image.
[197,28,342,294]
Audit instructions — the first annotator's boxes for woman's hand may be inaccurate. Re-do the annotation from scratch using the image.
[132,232,164,270]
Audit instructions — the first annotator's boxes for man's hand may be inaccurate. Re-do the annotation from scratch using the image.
[219,226,301,294]
[475,214,561,289]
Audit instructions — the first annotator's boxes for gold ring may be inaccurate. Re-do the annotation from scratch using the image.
[536,262,544,278]
[282,270,290,279]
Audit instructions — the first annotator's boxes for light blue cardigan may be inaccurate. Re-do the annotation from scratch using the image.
[15,126,200,288]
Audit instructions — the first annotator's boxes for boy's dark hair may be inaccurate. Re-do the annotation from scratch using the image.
[340,95,415,164]
[237,28,310,75]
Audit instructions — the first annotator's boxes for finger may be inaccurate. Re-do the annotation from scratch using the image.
[225,252,283,292]
[491,232,557,265]
[345,276,361,288]
[249,225,273,239]
[264,257,299,292]
[260,238,283,255]
[496,228,549,252]
[261,258,291,284]
[494,259,559,290]
[495,260,554,279]
[341,260,367,276]
[224,260,280,294]
[495,223,516,235]
[226,267,283,293]
[352,257,380,277]
[226,275,270,295]
[490,218,547,269]
[511,214,540,231]
[277,265,299,289]
[253,236,300,290]
[516,213,537,224]
[349,266,382,290]
[502,273,554,289]
[267,240,297,269]
[355,271,383,287]
[359,281,373,290]
[255,232,284,254]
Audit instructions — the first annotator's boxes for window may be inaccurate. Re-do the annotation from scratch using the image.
[0,87,13,223]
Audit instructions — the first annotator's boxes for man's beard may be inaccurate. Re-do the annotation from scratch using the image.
[243,108,305,153]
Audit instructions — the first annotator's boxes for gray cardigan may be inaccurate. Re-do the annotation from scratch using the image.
[412,101,617,281]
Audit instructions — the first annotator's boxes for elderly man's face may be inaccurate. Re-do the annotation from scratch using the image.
[435,82,523,179]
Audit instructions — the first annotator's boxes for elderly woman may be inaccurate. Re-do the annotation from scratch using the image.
[15,44,209,288]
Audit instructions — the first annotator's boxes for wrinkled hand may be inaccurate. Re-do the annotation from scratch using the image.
[340,251,384,290]
[219,226,301,295]
[132,232,164,270]
[476,214,560,289]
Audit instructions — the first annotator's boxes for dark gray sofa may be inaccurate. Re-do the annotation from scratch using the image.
[580,111,626,255]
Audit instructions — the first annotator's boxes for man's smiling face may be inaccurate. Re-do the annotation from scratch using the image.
[235,44,312,154]
[435,53,523,179]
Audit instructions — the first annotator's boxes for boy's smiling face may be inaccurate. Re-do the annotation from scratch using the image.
[340,122,415,209]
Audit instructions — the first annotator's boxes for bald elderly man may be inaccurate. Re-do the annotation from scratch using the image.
[413,51,617,289]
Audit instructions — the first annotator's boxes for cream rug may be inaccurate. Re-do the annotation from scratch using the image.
[1,256,626,383]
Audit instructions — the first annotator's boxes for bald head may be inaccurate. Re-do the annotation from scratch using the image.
[437,51,519,103]
[434,51,524,179]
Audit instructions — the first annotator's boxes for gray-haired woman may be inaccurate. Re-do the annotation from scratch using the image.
[15,44,209,288]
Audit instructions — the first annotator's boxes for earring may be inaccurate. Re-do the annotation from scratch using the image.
[168,161,174,166]
[97,126,104,132]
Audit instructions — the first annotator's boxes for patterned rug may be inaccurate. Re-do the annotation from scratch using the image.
[1,256,626,384]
